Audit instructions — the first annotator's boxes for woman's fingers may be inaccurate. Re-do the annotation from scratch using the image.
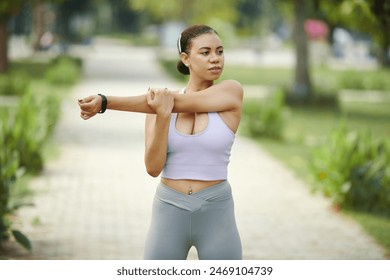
[78,95,99,120]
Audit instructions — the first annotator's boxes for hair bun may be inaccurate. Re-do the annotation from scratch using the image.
[177,60,190,75]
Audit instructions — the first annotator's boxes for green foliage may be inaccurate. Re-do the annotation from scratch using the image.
[0,71,30,96]
[0,56,67,251]
[10,60,51,80]
[11,230,31,251]
[5,89,61,174]
[310,125,390,217]
[0,111,29,251]
[242,89,286,139]
[337,69,390,91]
[345,211,390,254]
[128,0,239,24]
[45,56,81,85]
[158,58,187,83]
[0,0,23,16]
[317,0,390,66]
[221,65,390,92]
[6,92,43,174]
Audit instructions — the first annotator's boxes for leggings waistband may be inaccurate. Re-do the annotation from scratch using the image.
[155,180,232,212]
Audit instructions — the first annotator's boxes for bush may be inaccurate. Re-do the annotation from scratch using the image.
[1,55,78,252]
[158,58,187,83]
[5,89,61,174]
[310,125,390,217]
[0,71,30,96]
[346,141,390,216]
[45,55,81,85]
[337,70,390,91]
[6,91,46,174]
[0,112,31,251]
[242,89,286,139]
[0,87,61,251]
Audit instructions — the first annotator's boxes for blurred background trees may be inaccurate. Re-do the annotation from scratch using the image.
[3,0,389,96]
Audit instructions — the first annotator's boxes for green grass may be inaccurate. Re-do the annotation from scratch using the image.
[222,65,390,92]
[345,211,390,257]
[221,66,293,87]
[10,60,51,79]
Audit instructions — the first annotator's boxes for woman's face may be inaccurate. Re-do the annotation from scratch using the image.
[185,32,224,81]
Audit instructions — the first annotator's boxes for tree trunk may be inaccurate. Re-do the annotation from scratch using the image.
[378,21,390,68]
[33,0,43,51]
[290,0,312,102]
[0,19,9,73]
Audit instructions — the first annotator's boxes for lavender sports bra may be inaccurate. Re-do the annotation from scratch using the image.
[162,112,235,181]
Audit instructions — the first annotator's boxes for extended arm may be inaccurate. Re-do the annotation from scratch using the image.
[78,80,243,119]
[79,94,154,120]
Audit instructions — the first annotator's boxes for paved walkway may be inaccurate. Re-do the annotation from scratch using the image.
[9,39,387,260]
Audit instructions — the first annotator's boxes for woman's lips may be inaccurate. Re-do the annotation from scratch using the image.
[209,67,222,74]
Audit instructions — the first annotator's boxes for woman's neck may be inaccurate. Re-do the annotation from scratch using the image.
[186,78,214,93]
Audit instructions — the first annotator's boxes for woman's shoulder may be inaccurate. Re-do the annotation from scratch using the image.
[217,80,243,97]
[218,79,242,87]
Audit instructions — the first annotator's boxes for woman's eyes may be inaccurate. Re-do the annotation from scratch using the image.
[200,50,224,55]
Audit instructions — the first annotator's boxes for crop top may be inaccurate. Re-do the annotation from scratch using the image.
[162,112,235,181]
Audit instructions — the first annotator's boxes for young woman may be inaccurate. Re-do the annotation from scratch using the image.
[78,25,243,260]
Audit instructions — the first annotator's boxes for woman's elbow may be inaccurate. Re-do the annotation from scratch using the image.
[145,165,163,177]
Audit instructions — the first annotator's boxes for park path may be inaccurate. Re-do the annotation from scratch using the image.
[11,38,387,260]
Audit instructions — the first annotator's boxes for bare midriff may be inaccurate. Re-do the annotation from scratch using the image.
[161,178,224,195]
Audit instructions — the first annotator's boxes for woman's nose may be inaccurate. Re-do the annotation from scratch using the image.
[209,53,219,63]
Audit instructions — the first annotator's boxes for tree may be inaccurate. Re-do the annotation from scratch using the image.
[291,0,312,102]
[318,0,390,67]
[0,0,24,73]
[128,0,238,25]
[277,0,313,102]
[1,0,65,73]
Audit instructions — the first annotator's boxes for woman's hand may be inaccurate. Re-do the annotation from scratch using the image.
[78,95,102,120]
[147,88,174,117]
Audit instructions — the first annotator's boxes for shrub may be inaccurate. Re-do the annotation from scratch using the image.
[158,58,187,83]
[6,91,47,174]
[310,125,390,217]
[242,89,286,139]
[0,71,30,96]
[0,112,31,251]
[345,141,390,216]
[4,87,61,175]
[45,55,81,85]
[1,56,77,252]
[337,70,390,91]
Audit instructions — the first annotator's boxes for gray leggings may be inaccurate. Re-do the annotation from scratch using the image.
[144,181,242,260]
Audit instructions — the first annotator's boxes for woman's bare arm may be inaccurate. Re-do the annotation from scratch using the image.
[173,80,243,113]
[79,94,154,120]
[144,89,174,177]
[144,114,170,177]
[78,80,243,120]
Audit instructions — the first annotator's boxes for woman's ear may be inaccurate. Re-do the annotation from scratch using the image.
[180,52,190,67]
